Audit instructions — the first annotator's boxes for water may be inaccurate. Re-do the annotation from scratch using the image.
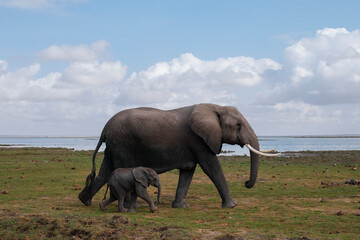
[0,136,359,155]
[222,136,360,156]
[0,136,105,152]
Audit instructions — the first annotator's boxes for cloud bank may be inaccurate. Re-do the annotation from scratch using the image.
[1,28,360,135]
[117,53,281,108]
[257,28,360,106]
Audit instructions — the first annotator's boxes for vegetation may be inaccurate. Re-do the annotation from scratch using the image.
[0,148,359,239]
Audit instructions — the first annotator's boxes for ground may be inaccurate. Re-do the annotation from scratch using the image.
[0,148,359,239]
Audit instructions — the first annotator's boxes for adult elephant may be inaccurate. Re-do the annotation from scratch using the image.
[79,103,279,208]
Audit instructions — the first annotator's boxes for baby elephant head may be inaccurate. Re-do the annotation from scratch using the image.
[132,167,161,203]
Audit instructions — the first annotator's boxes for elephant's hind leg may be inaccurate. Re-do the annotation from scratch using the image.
[172,167,196,208]
[111,187,127,212]
[99,193,117,211]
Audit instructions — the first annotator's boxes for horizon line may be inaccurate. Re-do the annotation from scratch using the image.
[1,134,360,138]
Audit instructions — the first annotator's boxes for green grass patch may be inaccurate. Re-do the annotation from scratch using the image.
[1,148,359,239]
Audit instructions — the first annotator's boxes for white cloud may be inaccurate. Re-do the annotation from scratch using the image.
[0,60,8,73]
[0,62,68,102]
[273,101,324,123]
[352,74,360,83]
[257,28,360,106]
[291,67,313,84]
[37,40,110,62]
[60,61,126,85]
[0,0,86,9]
[0,0,53,9]
[0,40,127,135]
[317,27,349,37]
[0,62,41,100]
[116,53,281,108]
[2,30,360,136]
[0,60,126,103]
[1,49,281,134]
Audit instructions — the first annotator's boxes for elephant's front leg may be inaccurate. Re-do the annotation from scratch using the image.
[79,156,112,206]
[123,193,133,208]
[198,155,237,208]
[135,187,157,212]
[172,167,196,208]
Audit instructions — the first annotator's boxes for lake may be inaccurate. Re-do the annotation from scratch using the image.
[0,136,359,155]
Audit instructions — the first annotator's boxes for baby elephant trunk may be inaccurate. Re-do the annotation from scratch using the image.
[156,182,161,204]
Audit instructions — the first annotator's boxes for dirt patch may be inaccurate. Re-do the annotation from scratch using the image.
[0,210,132,239]
[197,231,252,240]
[0,210,195,239]
[288,237,318,240]
[109,215,131,226]
[216,234,246,240]
[69,228,91,239]
[153,226,191,239]
[197,229,223,240]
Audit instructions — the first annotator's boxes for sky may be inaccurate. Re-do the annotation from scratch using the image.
[1,0,360,136]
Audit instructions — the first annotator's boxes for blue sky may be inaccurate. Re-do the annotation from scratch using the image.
[1,0,360,136]
[3,1,360,70]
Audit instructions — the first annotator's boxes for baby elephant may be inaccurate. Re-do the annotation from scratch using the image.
[100,167,161,212]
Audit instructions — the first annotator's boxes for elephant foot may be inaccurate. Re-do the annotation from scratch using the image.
[124,200,131,208]
[150,206,157,213]
[172,200,189,208]
[124,201,140,208]
[222,199,237,208]
[128,208,136,212]
[78,189,92,206]
[99,202,106,211]
[118,208,127,213]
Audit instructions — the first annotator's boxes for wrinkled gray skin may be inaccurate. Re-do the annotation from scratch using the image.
[100,167,161,212]
[79,103,260,208]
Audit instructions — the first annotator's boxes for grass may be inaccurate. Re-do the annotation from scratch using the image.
[0,148,359,239]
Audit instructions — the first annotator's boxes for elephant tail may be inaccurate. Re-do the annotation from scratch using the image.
[103,184,109,200]
[85,133,106,189]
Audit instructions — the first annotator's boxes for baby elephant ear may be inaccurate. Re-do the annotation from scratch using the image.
[132,167,149,188]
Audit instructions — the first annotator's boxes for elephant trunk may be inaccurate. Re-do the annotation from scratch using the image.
[244,136,260,189]
[157,182,161,204]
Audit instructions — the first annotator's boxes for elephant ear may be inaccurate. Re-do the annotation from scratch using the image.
[132,167,149,188]
[189,104,222,154]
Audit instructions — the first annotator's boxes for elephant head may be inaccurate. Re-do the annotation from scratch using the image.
[133,167,161,204]
[189,104,279,189]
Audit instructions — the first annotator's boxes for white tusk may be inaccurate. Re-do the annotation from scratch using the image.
[245,144,281,157]
[260,149,276,153]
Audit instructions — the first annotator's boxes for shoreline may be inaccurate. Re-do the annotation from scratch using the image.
[1,134,360,139]
[1,136,359,153]
[261,135,360,139]
[0,136,99,138]
[1,146,360,156]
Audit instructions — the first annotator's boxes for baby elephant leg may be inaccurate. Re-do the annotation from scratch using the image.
[128,192,137,212]
[111,187,127,212]
[136,187,157,212]
[100,191,117,211]
[99,195,116,211]
[123,194,132,208]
